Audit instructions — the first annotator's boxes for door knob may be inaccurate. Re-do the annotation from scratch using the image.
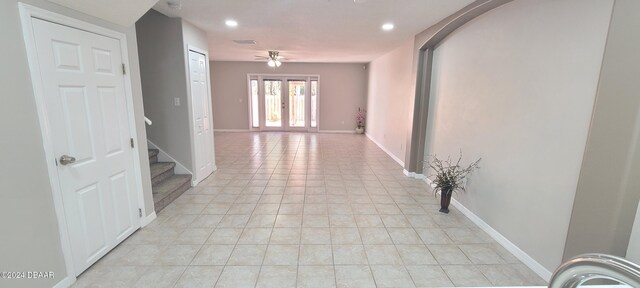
[59,155,76,165]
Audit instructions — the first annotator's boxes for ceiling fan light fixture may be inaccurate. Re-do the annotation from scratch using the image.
[267,51,282,68]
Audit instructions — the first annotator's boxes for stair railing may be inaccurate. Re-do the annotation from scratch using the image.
[549,253,640,288]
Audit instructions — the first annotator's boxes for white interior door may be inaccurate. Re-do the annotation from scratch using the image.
[188,50,214,183]
[32,18,140,275]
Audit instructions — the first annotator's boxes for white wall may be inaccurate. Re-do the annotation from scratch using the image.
[210,61,368,131]
[425,0,613,272]
[1,1,154,287]
[366,39,415,164]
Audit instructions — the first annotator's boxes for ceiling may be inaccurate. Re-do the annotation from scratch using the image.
[153,0,474,63]
[47,0,159,27]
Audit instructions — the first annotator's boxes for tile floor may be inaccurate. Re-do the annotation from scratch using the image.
[73,132,547,288]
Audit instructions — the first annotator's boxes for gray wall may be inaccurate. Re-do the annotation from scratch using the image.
[210,61,368,131]
[366,39,415,162]
[424,0,613,272]
[136,10,193,171]
[0,1,153,287]
[563,0,640,262]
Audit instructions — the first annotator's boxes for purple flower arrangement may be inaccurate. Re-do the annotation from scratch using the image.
[356,107,366,128]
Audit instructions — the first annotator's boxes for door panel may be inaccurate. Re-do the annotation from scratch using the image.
[288,80,306,128]
[264,80,283,128]
[32,18,139,275]
[189,50,214,183]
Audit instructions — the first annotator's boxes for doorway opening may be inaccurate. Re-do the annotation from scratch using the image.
[248,74,319,132]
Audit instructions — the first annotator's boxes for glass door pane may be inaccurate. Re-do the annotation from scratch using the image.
[311,80,317,128]
[250,79,259,128]
[288,80,305,127]
[264,80,282,127]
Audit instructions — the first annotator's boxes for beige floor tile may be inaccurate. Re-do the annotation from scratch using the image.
[174,228,214,245]
[415,228,453,245]
[332,245,368,265]
[458,244,506,264]
[387,228,424,244]
[334,265,376,288]
[406,265,453,287]
[331,227,362,244]
[442,265,491,286]
[263,245,299,265]
[269,228,301,244]
[134,266,186,288]
[191,245,234,265]
[301,227,332,244]
[359,227,393,244]
[215,266,260,288]
[227,245,267,265]
[396,245,438,265]
[256,266,297,288]
[297,266,336,288]
[174,266,223,288]
[274,214,302,227]
[364,245,404,265]
[427,244,472,265]
[370,265,416,288]
[207,228,243,244]
[238,228,272,244]
[299,244,333,265]
[155,244,200,265]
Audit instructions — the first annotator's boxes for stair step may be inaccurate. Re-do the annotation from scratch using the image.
[153,174,191,212]
[148,149,159,164]
[148,149,159,158]
[150,162,175,185]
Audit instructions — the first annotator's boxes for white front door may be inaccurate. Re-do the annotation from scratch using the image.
[32,18,140,275]
[188,50,214,183]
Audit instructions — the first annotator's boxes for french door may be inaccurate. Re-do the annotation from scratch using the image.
[250,75,318,131]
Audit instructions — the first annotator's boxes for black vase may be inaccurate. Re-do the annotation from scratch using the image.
[439,188,452,214]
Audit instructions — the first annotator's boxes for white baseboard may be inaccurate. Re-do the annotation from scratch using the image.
[146,140,192,176]
[214,129,250,132]
[365,133,405,167]
[52,276,72,288]
[423,178,553,281]
[403,169,425,179]
[318,130,356,134]
[141,211,157,227]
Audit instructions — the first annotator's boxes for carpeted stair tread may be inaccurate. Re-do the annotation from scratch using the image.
[148,149,159,164]
[152,174,191,212]
[148,149,159,158]
[150,162,175,183]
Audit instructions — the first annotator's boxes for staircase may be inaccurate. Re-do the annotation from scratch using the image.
[148,149,191,212]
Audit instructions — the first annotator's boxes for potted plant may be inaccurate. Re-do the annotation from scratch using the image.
[425,152,480,213]
[355,107,366,134]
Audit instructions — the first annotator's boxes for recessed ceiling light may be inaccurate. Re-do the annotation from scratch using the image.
[225,20,238,27]
[382,23,394,31]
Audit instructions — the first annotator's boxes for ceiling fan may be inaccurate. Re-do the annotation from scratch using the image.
[254,50,286,67]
